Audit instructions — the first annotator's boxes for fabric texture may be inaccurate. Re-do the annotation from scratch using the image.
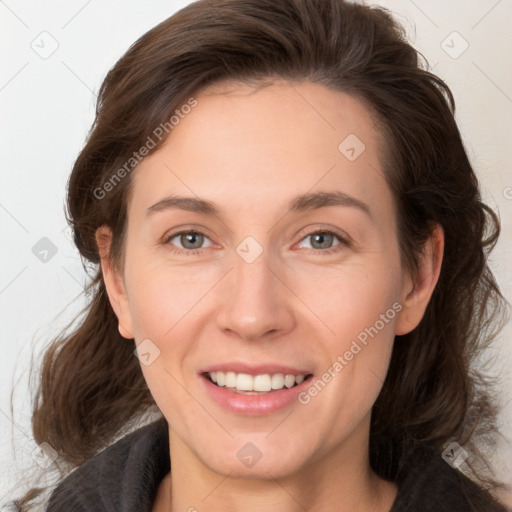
[45,417,508,511]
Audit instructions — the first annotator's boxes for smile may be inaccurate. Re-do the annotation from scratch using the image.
[199,365,314,415]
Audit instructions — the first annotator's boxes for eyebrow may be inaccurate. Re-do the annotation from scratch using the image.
[146,190,372,219]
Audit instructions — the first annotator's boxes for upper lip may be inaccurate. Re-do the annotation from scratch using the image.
[199,362,313,376]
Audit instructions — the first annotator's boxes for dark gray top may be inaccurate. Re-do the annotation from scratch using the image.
[45,417,508,511]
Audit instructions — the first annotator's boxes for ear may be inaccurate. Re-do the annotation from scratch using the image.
[395,223,444,336]
[95,225,134,339]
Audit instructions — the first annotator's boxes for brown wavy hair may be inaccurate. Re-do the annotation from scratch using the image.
[10,0,509,509]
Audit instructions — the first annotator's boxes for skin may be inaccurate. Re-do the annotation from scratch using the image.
[96,80,444,512]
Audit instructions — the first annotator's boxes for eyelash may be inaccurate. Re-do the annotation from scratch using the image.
[163,229,349,256]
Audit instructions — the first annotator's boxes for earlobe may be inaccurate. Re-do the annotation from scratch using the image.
[95,225,134,340]
[395,224,444,336]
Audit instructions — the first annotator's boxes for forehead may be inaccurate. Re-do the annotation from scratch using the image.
[164,79,382,160]
[129,80,390,219]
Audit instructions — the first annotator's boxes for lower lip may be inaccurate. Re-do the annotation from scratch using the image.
[200,375,313,416]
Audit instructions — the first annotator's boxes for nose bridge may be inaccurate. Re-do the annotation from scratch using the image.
[233,247,275,305]
[216,240,294,340]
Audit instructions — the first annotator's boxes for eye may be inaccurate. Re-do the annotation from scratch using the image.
[296,230,347,254]
[164,230,213,254]
[163,228,348,256]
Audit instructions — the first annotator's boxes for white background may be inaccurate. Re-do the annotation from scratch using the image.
[1,0,511,507]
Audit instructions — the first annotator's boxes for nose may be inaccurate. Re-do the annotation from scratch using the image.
[215,247,296,342]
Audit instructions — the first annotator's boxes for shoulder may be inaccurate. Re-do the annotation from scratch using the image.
[391,440,508,512]
[45,417,169,512]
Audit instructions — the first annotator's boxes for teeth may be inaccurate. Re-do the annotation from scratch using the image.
[271,374,284,389]
[225,371,237,388]
[254,374,272,391]
[216,371,225,386]
[284,374,295,388]
[208,371,308,392]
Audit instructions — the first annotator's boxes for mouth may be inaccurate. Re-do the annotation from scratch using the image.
[203,371,313,394]
[199,366,314,415]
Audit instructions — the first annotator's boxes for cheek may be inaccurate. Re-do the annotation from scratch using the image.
[127,262,208,426]
[292,259,400,419]
[125,261,216,410]
[300,316,395,444]
[126,259,216,341]
[287,255,402,342]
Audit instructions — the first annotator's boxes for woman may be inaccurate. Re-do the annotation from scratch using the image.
[13,0,510,510]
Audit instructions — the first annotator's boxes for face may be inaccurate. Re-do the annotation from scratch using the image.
[99,80,441,480]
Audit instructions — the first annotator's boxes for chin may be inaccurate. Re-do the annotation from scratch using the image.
[191,433,315,480]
